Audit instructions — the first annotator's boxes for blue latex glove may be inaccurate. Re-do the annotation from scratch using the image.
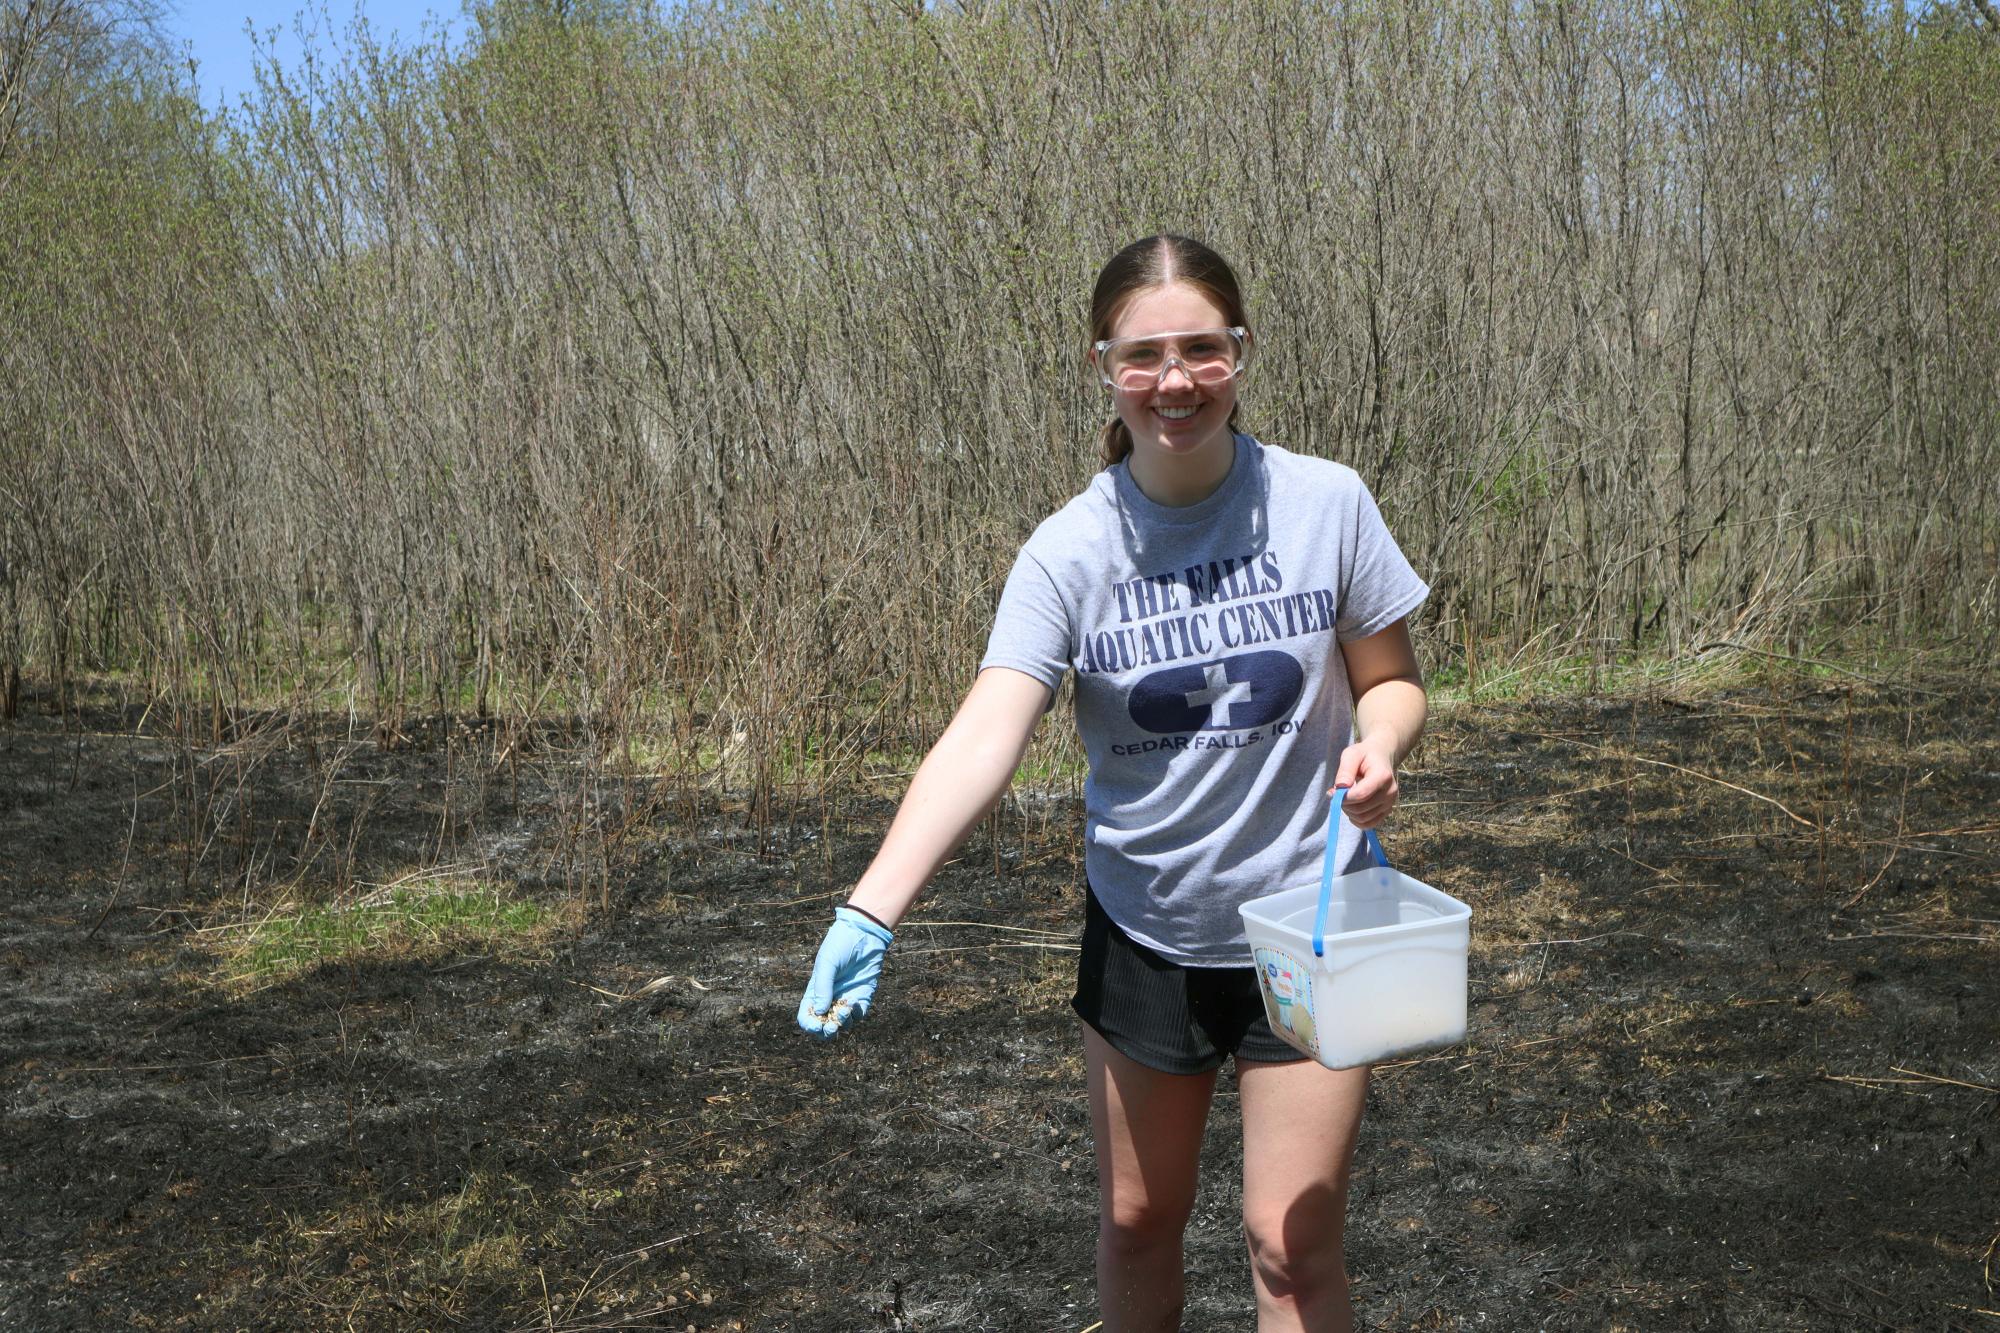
[798,906,893,1039]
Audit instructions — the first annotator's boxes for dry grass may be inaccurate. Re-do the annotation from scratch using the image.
[1,4,1996,905]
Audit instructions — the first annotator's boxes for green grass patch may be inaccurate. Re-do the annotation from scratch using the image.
[1415,616,1965,709]
[223,884,553,985]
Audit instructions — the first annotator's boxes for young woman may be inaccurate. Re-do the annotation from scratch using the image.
[798,235,1428,1332]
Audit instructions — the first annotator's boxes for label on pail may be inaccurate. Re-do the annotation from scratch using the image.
[1253,947,1318,1059]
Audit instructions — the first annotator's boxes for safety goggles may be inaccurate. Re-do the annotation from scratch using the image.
[1092,326,1251,392]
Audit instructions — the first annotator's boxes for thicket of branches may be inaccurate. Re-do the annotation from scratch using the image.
[4,0,1997,818]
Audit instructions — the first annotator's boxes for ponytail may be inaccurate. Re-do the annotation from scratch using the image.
[1099,417,1133,467]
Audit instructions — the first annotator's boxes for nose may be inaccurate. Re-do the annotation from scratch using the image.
[1156,357,1197,392]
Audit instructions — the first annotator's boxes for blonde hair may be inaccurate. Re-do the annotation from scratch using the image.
[1090,235,1249,467]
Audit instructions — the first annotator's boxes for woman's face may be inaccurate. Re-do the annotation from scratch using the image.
[1101,282,1241,469]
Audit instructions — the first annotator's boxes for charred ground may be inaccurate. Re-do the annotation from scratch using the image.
[2,675,1996,1331]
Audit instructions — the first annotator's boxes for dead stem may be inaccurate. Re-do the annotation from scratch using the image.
[1888,1066,2000,1094]
[1827,929,1995,943]
[900,919,1071,936]
[1822,1068,1999,1097]
[1374,1035,1562,1076]
[894,942,1081,955]
[86,775,143,938]
[1514,729,1820,829]
[576,976,715,1003]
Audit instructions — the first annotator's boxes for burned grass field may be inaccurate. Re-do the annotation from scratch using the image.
[2,676,1996,1331]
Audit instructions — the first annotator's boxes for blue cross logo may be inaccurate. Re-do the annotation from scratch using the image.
[1127,651,1304,734]
[1181,662,1256,727]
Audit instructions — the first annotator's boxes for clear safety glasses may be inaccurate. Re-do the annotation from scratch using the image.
[1093,325,1251,393]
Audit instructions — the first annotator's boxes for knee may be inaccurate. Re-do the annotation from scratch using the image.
[1100,1187,1196,1257]
[1243,1203,1347,1302]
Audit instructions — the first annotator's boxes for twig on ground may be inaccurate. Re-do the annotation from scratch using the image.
[1512,729,1819,829]
[350,862,489,908]
[557,1256,619,1326]
[506,1301,686,1333]
[194,898,296,936]
[1821,1073,1935,1099]
[1374,1034,1560,1075]
[87,779,143,938]
[894,942,1080,956]
[1509,931,1637,947]
[1607,843,1684,880]
[1822,1067,1998,1098]
[1903,823,2000,839]
[906,919,1073,936]
[1840,837,1905,911]
[1839,708,1918,911]
[599,1231,708,1264]
[739,887,850,908]
[1828,929,1995,944]
[572,975,715,1002]
[1890,1066,1999,1094]
[1844,840,1984,858]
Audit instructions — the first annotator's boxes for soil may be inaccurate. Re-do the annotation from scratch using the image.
[2,676,1996,1331]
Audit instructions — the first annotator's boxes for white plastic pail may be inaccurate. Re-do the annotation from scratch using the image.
[1237,790,1471,1069]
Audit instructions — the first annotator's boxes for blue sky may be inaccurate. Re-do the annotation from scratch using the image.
[166,0,468,110]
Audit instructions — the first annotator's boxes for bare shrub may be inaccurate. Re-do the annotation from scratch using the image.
[1,0,1995,899]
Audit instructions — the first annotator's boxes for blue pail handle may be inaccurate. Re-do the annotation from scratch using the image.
[1313,787,1390,959]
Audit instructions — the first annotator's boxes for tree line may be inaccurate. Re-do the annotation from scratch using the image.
[3,0,1996,814]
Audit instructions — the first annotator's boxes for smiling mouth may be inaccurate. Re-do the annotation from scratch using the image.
[1154,404,1201,421]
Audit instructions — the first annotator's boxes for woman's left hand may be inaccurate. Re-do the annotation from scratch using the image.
[1329,738,1399,829]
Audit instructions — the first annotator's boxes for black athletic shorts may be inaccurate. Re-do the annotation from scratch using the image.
[1071,883,1308,1075]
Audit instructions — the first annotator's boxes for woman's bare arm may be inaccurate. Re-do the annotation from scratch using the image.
[1334,618,1427,828]
[845,666,1053,929]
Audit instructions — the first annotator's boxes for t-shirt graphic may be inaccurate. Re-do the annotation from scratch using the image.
[1129,651,1302,735]
[981,435,1428,966]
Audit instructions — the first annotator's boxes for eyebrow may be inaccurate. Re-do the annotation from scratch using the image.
[1105,327,1229,343]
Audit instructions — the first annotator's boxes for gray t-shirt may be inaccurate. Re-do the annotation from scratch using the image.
[980,433,1429,966]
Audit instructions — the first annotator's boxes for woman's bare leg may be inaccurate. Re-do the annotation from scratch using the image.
[1236,1058,1370,1332]
[1083,1024,1218,1332]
